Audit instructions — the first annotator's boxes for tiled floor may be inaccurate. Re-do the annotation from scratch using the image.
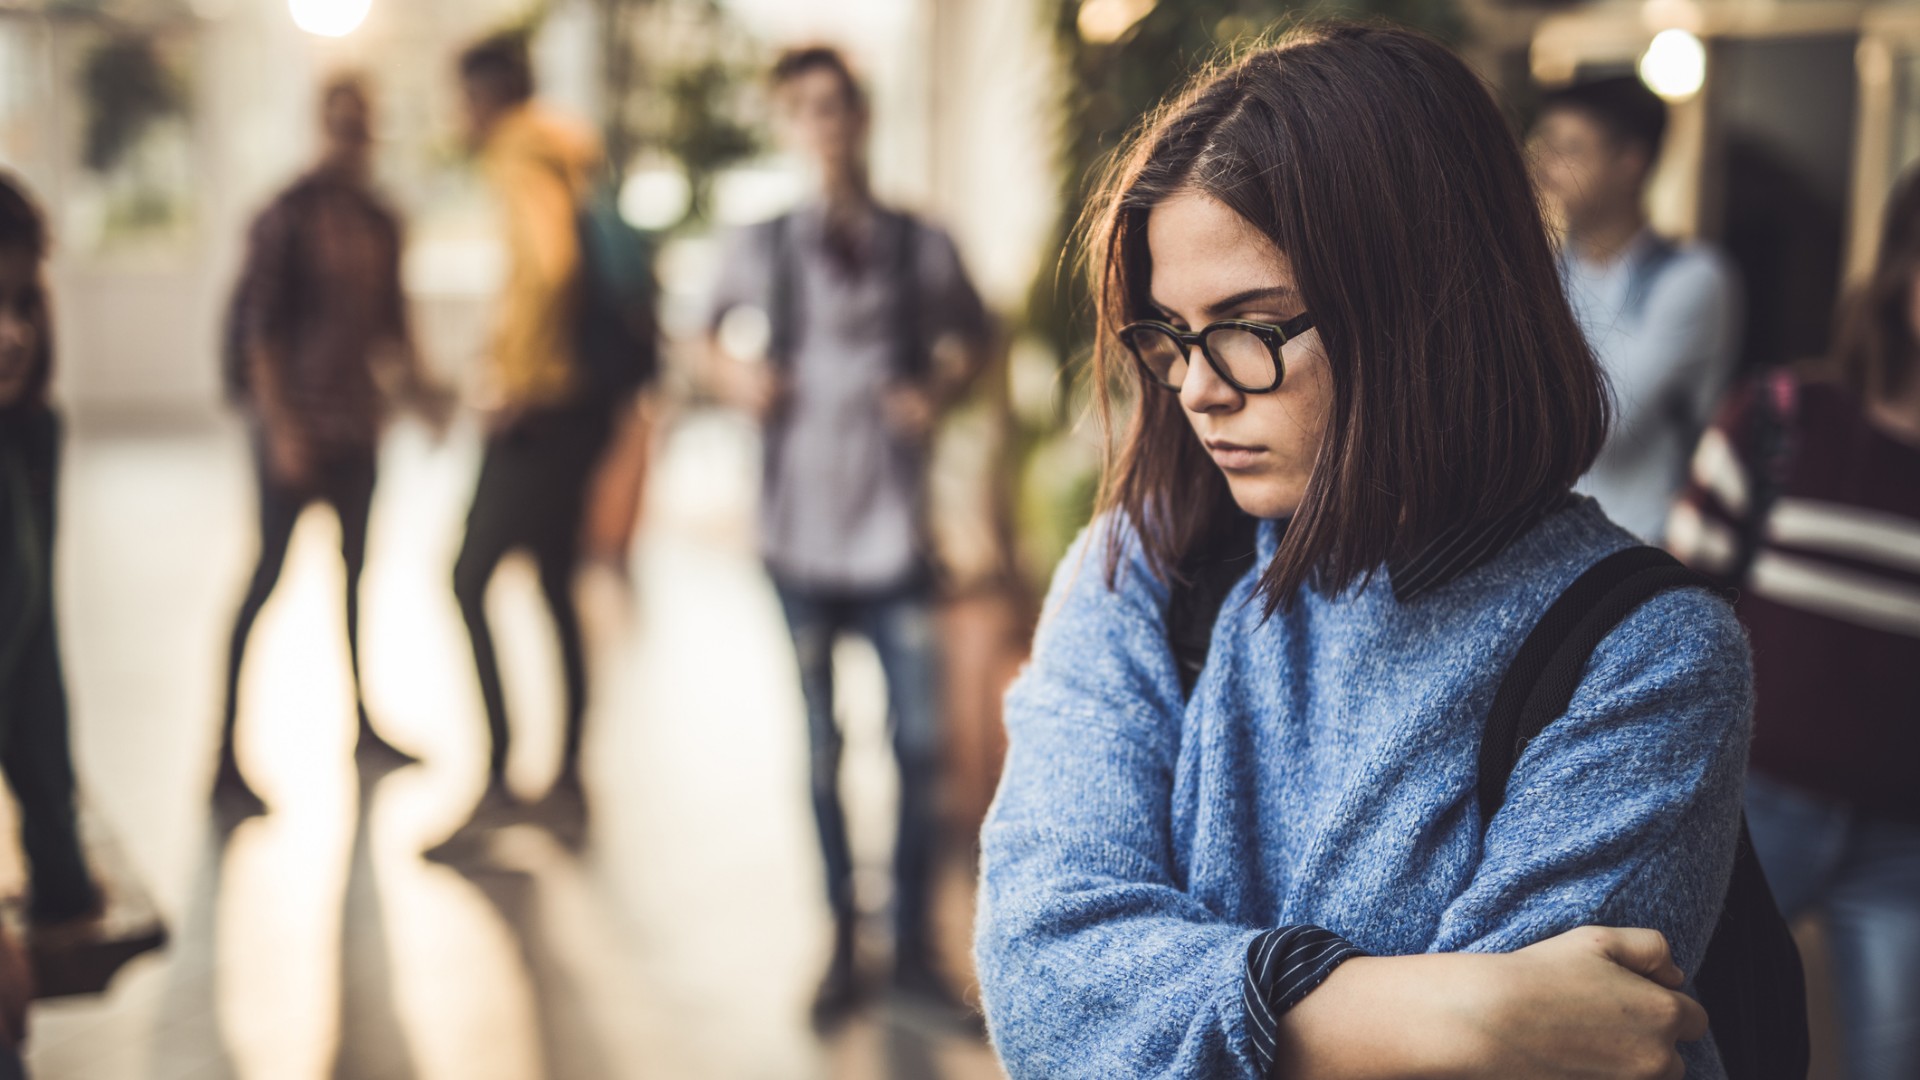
[20,410,1002,1080]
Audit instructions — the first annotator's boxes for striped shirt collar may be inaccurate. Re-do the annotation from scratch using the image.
[1387,489,1575,602]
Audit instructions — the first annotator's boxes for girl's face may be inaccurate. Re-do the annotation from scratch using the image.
[1145,189,1332,520]
[0,246,41,407]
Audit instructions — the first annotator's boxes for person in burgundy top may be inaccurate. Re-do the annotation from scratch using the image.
[215,75,444,816]
[1669,169,1920,1080]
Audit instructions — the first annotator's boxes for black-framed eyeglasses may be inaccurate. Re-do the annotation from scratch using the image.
[1119,313,1315,394]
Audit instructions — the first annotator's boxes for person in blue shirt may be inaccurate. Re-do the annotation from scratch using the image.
[974,24,1750,1079]
[1531,76,1742,542]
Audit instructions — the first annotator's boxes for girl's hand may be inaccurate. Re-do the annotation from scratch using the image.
[1448,926,1708,1079]
[1274,925,1707,1080]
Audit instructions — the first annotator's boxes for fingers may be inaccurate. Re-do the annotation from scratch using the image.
[1589,927,1686,989]
[1670,989,1709,1043]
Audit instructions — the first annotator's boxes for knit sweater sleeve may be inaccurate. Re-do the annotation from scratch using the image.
[973,520,1267,1079]
[1426,585,1753,1073]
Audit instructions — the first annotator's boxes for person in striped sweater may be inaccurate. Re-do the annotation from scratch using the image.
[1668,169,1920,1080]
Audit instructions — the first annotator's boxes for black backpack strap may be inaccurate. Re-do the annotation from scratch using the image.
[1478,545,1809,1078]
[1478,546,1728,825]
[1167,513,1261,700]
[884,210,928,382]
[1621,235,1679,323]
[766,212,797,372]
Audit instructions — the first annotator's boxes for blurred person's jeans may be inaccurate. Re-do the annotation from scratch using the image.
[454,403,613,781]
[1747,772,1920,1080]
[773,580,941,963]
[223,433,376,752]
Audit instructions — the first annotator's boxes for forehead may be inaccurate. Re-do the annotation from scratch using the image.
[1143,189,1290,310]
[778,67,856,109]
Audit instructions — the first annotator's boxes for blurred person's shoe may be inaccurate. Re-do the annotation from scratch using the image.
[809,916,864,1034]
[530,765,588,851]
[210,756,267,823]
[24,829,168,999]
[422,777,523,864]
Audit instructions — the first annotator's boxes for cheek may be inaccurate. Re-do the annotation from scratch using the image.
[0,311,34,354]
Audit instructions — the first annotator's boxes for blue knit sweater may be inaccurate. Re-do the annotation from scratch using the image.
[974,498,1752,1078]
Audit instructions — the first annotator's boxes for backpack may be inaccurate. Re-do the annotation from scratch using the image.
[1167,537,1810,1079]
[572,184,660,396]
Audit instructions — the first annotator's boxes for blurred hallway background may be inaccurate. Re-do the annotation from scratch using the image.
[2,0,1916,1074]
[23,408,1000,1079]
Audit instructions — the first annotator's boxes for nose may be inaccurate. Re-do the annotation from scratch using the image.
[1178,343,1241,414]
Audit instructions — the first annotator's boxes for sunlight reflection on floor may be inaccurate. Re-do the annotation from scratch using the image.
[24,410,999,1080]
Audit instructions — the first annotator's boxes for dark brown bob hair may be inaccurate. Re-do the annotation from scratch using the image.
[1828,166,1920,404]
[0,171,54,409]
[459,33,534,107]
[770,45,867,115]
[1088,22,1609,611]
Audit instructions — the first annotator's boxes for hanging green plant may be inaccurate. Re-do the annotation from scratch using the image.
[79,35,186,176]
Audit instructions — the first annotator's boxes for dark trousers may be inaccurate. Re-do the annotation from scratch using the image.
[1,429,96,922]
[772,579,942,962]
[221,439,377,752]
[1,596,96,921]
[453,405,612,780]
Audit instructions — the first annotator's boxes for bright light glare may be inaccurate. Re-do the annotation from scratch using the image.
[289,0,371,38]
[1639,29,1706,102]
[619,166,692,231]
[1077,0,1157,44]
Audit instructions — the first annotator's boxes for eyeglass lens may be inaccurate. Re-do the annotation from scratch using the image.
[1124,324,1278,390]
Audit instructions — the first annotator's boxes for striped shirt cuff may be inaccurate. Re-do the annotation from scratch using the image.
[1242,925,1367,1077]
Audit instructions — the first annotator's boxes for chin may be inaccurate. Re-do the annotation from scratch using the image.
[1224,477,1302,521]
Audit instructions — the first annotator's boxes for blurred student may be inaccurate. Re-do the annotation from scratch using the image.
[215,76,444,814]
[0,173,101,929]
[704,46,990,1026]
[434,34,612,854]
[1532,76,1741,542]
[1670,169,1920,1080]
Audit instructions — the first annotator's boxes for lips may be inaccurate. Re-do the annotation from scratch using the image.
[1203,439,1267,471]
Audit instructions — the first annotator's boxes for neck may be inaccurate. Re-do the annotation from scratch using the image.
[822,162,870,211]
[1867,374,1920,448]
[1568,203,1649,267]
[322,148,370,183]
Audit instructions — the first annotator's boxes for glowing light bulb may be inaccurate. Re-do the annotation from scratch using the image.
[619,166,692,231]
[289,0,371,38]
[1077,0,1157,45]
[1639,29,1706,102]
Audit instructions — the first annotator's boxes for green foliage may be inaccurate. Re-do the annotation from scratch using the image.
[655,34,762,226]
[590,0,763,231]
[79,35,186,175]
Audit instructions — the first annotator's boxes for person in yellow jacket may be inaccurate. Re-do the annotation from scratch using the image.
[432,34,613,858]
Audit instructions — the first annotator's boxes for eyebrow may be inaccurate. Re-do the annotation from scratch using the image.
[1147,285,1300,322]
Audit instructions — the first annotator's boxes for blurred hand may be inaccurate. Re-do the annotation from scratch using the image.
[721,361,782,423]
[882,385,937,440]
[484,400,527,438]
[266,429,314,489]
[0,923,31,1048]
[410,380,459,441]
